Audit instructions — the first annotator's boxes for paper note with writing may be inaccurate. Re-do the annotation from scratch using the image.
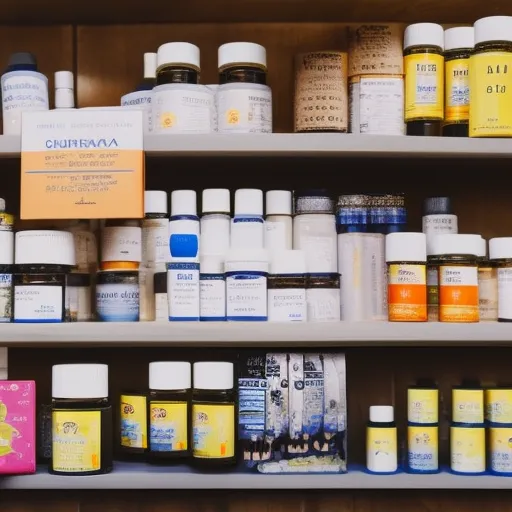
[20,109,144,219]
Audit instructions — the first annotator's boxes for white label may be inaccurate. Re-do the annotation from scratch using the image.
[498,268,512,320]
[14,285,62,322]
[65,285,92,322]
[226,274,267,319]
[168,266,200,320]
[200,277,226,319]
[306,288,340,322]
[142,218,169,267]
[231,218,264,250]
[268,288,307,322]
[0,273,12,322]
[217,83,272,134]
[359,78,405,135]
[96,283,139,322]
[349,80,360,134]
[155,292,168,321]
[102,226,142,262]
[2,70,49,135]
[121,90,152,133]
[439,266,478,286]
[264,221,290,252]
[415,68,438,105]
[422,215,458,236]
[152,84,214,134]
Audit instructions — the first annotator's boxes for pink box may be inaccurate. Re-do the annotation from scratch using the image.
[0,380,36,474]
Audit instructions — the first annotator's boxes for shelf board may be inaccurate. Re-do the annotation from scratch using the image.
[1,463,511,489]
[1,322,512,347]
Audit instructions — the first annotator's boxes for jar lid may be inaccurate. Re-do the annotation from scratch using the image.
[145,190,168,214]
[149,361,191,390]
[193,361,233,390]
[385,232,427,263]
[369,405,394,423]
[8,52,37,70]
[404,23,444,50]
[171,190,197,216]
[430,233,482,257]
[218,42,267,70]
[270,250,306,275]
[202,188,230,214]
[156,42,200,72]
[266,190,292,216]
[0,231,13,265]
[444,27,474,51]
[423,197,453,216]
[474,16,512,46]
[234,188,263,216]
[15,230,75,266]
[52,364,108,399]
[489,237,512,260]
[295,189,334,214]
[144,52,157,79]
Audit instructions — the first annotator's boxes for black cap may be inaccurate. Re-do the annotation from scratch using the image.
[8,52,37,68]
[423,197,453,216]
[406,121,441,137]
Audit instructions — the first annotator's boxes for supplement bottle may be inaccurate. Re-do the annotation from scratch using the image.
[306,273,341,322]
[96,270,139,322]
[200,254,226,321]
[489,425,512,475]
[0,231,13,322]
[470,16,512,137]
[265,190,293,253]
[486,387,512,424]
[200,188,230,256]
[154,271,168,321]
[14,231,75,323]
[120,390,147,460]
[192,361,236,467]
[50,364,112,476]
[403,23,444,136]
[268,250,307,322]
[452,384,484,424]
[443,27,474,137]
[147,361,191,462]
[366,405,398,474]
[231,189,264,250]
[385,232,427,322]
[1,52,49,135]
[217,42,272,133]
[407,423,439,474]
[422,197,458,242]
[54,71,75,109]
[101,222,142,272]
[489,237,512,322]
[450,424,485,475]
[477,236,497,322]
[408,382,439,424]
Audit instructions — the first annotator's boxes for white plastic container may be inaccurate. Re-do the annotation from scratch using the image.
[231,189,264,249]
[200,189,230,256]
[265,190,293,253]
[199,254,226,321]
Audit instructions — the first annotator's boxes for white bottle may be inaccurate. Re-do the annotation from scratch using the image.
[201,189,230,256]
[200,254,226,321]
[366,405,398,474]
[54,71,75,109]
[231,189,264,249]
[265,190,293,254]
[489,237,512,322]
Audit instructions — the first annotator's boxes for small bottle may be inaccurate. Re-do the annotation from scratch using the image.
[385,232,427,322]
[147,361,191,462]
[0,198,15,232]
[489,237,512,322]
[265,190,293,253]
[1,52,49,135]
[101,223,142,272]
[54,71,75,109]
[443,27,474,137]
[120,391,147,460]
[200,255,226,321]
[422,197,458,245]
[306,273,341,322]
[231,189,264,250]
[13,231,75,323]
[470,16,512,138]
[403,23,444,136]
[0,231,13,323]
[192,361,236,467]
[366,405,398,474]
[50,364,112,476]
[156,43,200,85]
[407,424,439,474]
[200,189,231,256]
[217,42,272,133]
[96,270,139,322]
[268,250,307,322]
[154,271,168,322]
[450,424,486,474]
[478,236,498,322]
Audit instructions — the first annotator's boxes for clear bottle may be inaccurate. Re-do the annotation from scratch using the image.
[366,405,398,473]
[231,189,264,250]
[96,270,139,322]
[50,364,112,476]
[265,190,292,253]
[0,231,13,322]
[489,237,512,322]
[200,189,231,256]
[54,71,75,109]
[65,273,92,322]
[147,361,191,462]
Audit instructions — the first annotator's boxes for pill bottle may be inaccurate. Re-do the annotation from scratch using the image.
[152,42,214,134]
[489,237,512,322]
[486,388,512,424]
[54,70,75,109]
[0,198,15,231]
[422,197,458,241]
[489,425,512,475]
[200,189,231,256]
[119,391,147,460]
[192,361,236,467]
[470,16,512,137]
[408,383,439,424]
[50,364,112,476]
[306,273,341,322]
[403,23,444,136]
[407,424,439,474]
[96,270,139,322]
[386,232,427,322]
[14,230,75,323]
[101,223,142,271]
[450,425,485,475]
[65,273,92,322]
[225,248,268,321]
[443,27,474,137]
[366,405,398,474]
[478,236,498,321]
[200,254,226,321]
[265,190,292,253]
[452,385,484,424]
[147,361,191,462]
[0,231,14,323]
[154,271,168,321]
[268,250,307,322]
[217,42,272,134]
[436,234,481,323]
[231,189,264,250]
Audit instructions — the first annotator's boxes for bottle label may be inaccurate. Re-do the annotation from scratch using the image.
[489,427,512,474]
[96,283,139,322]
[306,288,341,322]
[52,410,101,473]
[0,273,12,322]
[366,426,397,473]
[408,425,438,472]
[120,395,147,449]
[168,262,200,320]
[1,70,49,135]
[14,285,62,323]
[439,265,479,322]
[149,401,188,452]
[152,84,214,134]
[450,426,485,474]
[452,388,484,424]
[497,267,512,320]
[445,58,470,123]
[226,272,267,320]
[231,217,265,250]
[486,389,512,424]
[192,403,235,458]
[200,275,226,320]
[200,215,230,256]
[268,288,307,322]
[264,221,289,252]
[142,218,169,267]
[121,90,152,133]
[408,388,438,424]
[65,285,92,322]
[155,292,168,321]
[217,83,272,134]
[387,263,427,321]
[404,53,444,121]
[102,227,142,263]
[470,52,512,136]
[479,266,498,321]
[422,214,458,236]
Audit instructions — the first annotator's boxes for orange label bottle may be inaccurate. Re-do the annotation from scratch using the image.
[439,265,479,322]
[388,263,428,321]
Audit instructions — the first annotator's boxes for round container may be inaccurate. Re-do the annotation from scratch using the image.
[408,386,439,424]
[450,425,485,474]
[366,405,398,474]
[96,270,139,322]
[486,388,512,424]
[489,426,512,475]
[452,386,484,424]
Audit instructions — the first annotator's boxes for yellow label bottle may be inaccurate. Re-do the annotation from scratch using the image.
[120,393,147,452]
[366,405,398,473]
[407,425,439,473]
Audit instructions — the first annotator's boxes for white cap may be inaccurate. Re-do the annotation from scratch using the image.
[266,190,292,216]
[0,231,14,265]
[385,232,427,263]
[271,250,306,275]
[431,234,482,257]
[369,405,394,423]
[145,190,168,214]
[234,189,263,216]
[144,52,157,79]
[202,189,230,214]
[52,364,108,399]
[15,230,75,266]
[489,237,512,260]
[200,254,224,274]
[149,361,191,390]
[171,190,197,216]
[404,23,444,50]
[477,237,487,258]
[55,71,74,109]
[0,198,5,211]
[218,42,267,70]
[474,16,512,45]
[193,361,233,390]
[157,42,200,72]
[55,71,73,89]
[444,27,474,51]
